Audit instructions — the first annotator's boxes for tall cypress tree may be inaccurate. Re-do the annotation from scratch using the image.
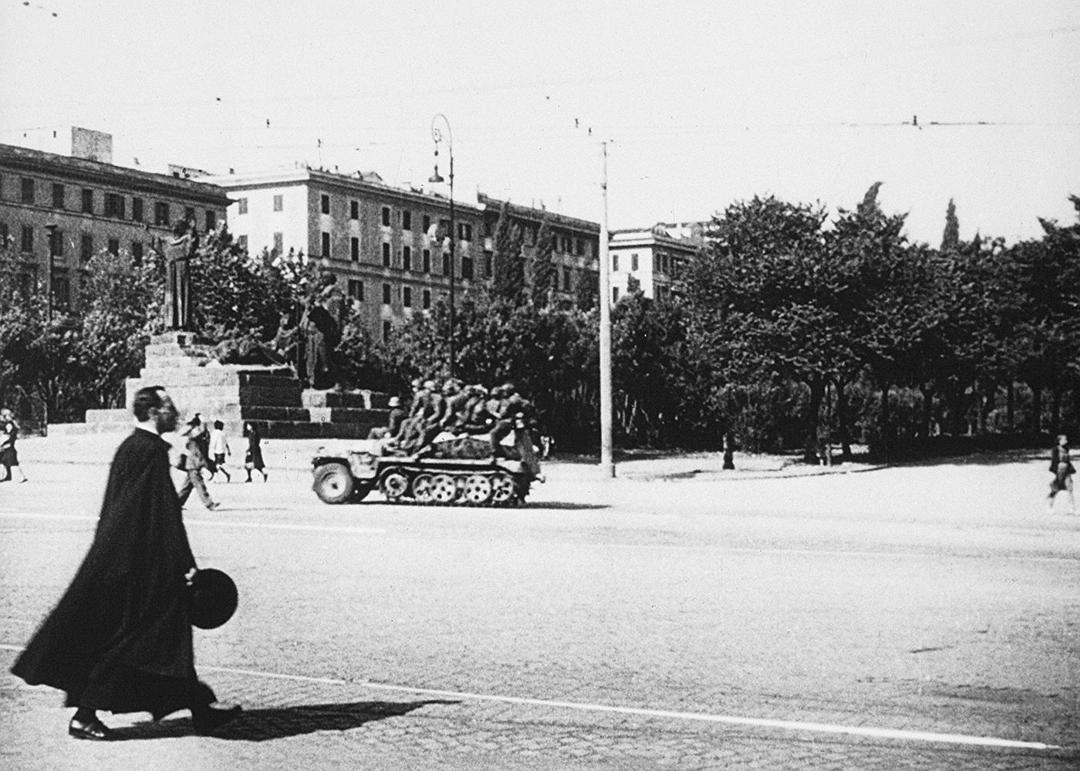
[530,216,555,306]
[941,198,960,252]
[493,201,525,305]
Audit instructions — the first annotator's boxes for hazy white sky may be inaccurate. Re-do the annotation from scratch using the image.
[2,0,1078,245]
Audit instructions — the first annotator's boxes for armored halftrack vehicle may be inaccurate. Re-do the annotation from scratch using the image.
[312,428,541,507]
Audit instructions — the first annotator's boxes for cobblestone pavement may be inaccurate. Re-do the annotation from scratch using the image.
[1,439,1078,769]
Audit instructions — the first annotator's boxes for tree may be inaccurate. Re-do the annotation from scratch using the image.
[529,216,555,307]
[492,202,525,305]
[941,198,960,252]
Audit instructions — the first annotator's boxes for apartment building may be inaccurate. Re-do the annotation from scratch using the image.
[608,224,702,303]
[0,136,230,310]
[212,168,601,340]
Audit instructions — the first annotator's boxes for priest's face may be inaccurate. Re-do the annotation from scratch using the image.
[152,393,179,434]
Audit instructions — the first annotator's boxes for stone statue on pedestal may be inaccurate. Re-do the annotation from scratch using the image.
[164,219,198,331]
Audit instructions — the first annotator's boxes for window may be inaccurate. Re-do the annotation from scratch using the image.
[382,320,391,342]
[82,188,94,213]
[132,241,143,263]
[273,232,283,254]
[205,211,216,231]
[443,253,451,276]
[184,206,195,223]
[457,222,473,241]
[321,231,331,258]
[237,235,248,250]
[382,283,391,305]
[439,218,450,239]
[612,254,620,271]
[401,210,411,230]
[0,224,7,248]
[382,242,391,267]
[104,193,125,219]
[483,221,493,237]
[350,237,359,262]
[52,183,65,209]
[575,238,584,256]
[403,286,412,307]
[107,238,119,255]
[381,206,391,226]
[320,194,330,214]
[348,279,364,301]
[484,251,493,278]
[81,234,93,261]
[563,266,572,291]
[631,253,639,271]
[154,201,170,225]
[132,197,144,222]
[422,214,431,233]
[52,269,70,309]
[461,255,474,280]
[402,245,411,271]
[422,289,431,310]
[350,200,359,219]
[49,228,63,257]
[273,194,283,212]
[20,178,34,204]
[20,226,32,252]
[422,248,431,273]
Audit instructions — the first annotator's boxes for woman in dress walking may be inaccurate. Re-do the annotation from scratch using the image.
[0,408,28,483]
[242,422,267,482]
[1049,433,1076,514]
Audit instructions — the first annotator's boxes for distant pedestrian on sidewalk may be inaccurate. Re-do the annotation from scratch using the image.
[207,420,232,483]
[1049,433,1076,514]
[0,407,27,483]
[177,418,219,510]
[243,422,267,482]
[10,386,241,740]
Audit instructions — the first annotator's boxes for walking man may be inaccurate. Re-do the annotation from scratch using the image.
[10,386,240,739]
[177,418,219,510]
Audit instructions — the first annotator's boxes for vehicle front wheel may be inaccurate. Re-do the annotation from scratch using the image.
[313,462,355,504]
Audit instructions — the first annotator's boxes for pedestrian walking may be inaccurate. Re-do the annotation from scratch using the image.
[0,408,28,483]
[207,420,232,483]
[1049,433,1076,514]
[243,422,267,482]
[10,386,241,740]
[177,418,219,510]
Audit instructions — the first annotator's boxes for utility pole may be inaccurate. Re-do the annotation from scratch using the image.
[598,141,614,478]
[44,223,57,324]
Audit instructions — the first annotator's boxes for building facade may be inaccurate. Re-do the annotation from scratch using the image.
[608,224,702,303]
[210,168,601,340]
[0,140,230,310]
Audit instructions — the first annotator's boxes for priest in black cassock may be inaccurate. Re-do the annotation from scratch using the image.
[11,386,240,740]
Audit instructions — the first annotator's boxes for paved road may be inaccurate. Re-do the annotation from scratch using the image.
[1,454,1078,769]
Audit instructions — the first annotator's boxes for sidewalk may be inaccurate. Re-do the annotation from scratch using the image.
[14,429,880,483]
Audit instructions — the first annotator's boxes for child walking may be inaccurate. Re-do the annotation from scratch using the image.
[208,420,232,483]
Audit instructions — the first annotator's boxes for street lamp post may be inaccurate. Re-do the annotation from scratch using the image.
[429,113,455,378]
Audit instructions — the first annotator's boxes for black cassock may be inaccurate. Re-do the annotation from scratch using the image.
[11,429,215,716]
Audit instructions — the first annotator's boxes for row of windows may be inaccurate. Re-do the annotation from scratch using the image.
[344,278,434,311]
[611,251,684,276]
[3,175,217,230]
[1,223,144,261]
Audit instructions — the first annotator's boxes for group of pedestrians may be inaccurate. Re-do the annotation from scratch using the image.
[175,416,268,511]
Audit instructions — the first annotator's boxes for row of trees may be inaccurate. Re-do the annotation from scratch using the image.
[2,190,1078,459]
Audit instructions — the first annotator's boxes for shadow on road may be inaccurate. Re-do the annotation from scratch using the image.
[112,699,458,741]
[519,501,610,510]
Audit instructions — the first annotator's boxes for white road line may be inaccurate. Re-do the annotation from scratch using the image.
[0,512,385,535]
[350,681,1063,751]
[0,646,1063,751]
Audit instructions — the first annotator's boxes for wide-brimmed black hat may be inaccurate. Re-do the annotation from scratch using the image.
[188,568,238,630]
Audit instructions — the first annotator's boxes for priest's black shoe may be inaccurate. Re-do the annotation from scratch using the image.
[68,716,114,741]
[191,703,242,735]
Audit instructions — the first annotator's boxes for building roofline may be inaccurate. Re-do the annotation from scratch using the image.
[0,143,231,205]
[475,193,600,234]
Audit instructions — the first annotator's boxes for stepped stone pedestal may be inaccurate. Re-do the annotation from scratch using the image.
[74,332,390,439]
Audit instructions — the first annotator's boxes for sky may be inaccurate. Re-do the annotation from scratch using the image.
[2,0,1078,245]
